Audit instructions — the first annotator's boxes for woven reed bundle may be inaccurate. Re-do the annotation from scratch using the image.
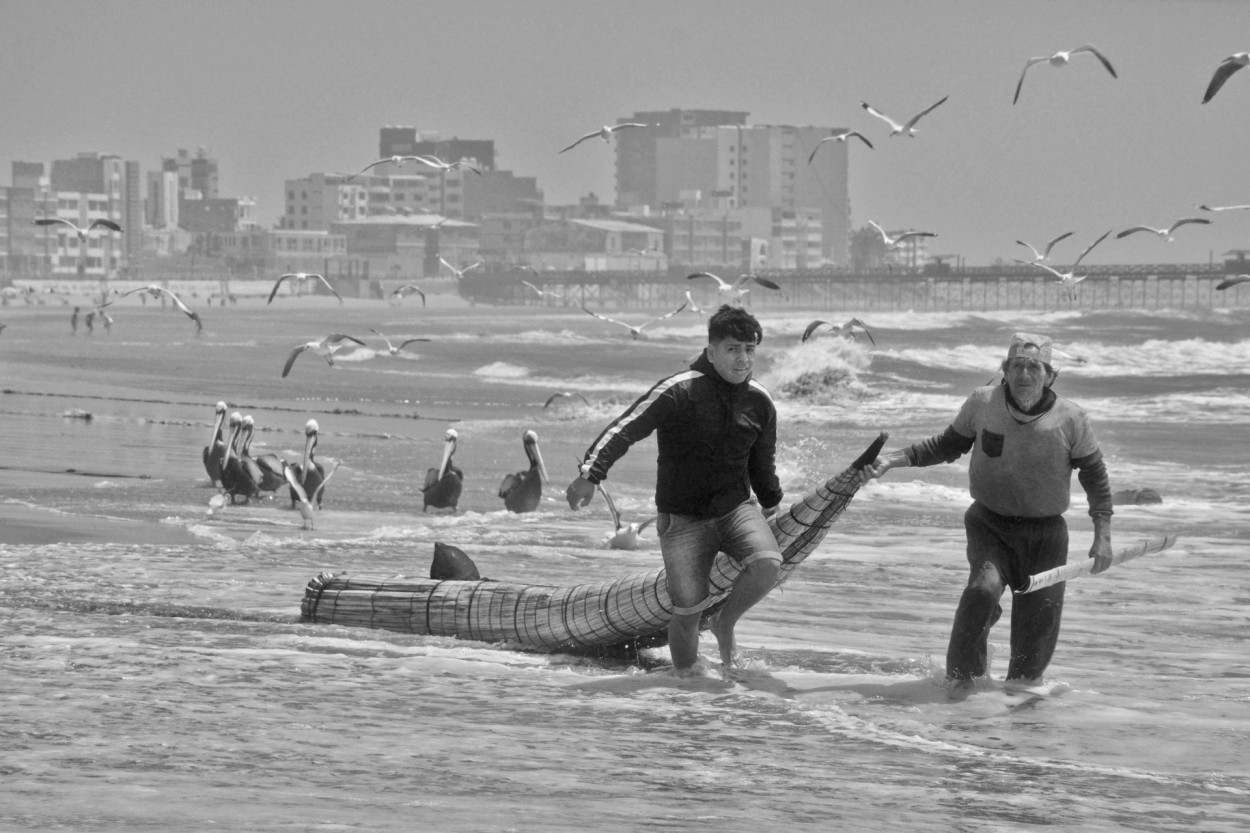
[302,433,888,655]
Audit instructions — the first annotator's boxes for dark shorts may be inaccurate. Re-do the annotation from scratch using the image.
[658,500,781,615]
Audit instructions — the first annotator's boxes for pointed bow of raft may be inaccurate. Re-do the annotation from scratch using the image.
[301,433,888,656]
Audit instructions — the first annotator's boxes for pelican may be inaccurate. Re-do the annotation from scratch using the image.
[559,122,652,154]
[103,284,203,335]
[289,419,326,510]
[218,412,260,505]
[284,460,341,529]
[281,334,366,377]
[867,220,937,250]
[802,317,876,345]
[1015,231,1075,264]
[412,155,482,175]
[1013,45,1117,104]
[266,272,343,305]
[33,217,122,239]
[1202,52,1250,103]
[1216,275,1250,290]
[1028,229,1112,301]
[202,401,228,487]
[543,391,590,409]
[347,155,427,180]
[597,482,656,551]
[369,328,430,356]
[581,301,687,339]
[240,415,287,493]
[421,428,464,512]
[686,271,781,305]
[807,130,873,163]
[860,96,948,137]
[438,257,483,279]
[1115,218,1211,242]
[389,284,426,306]
[1197,203,1250,212]
[498,429,548,513]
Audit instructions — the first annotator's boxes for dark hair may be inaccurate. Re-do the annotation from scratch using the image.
[707,304,763,345]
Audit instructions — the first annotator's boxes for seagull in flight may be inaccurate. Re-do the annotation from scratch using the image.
[521,279,559,300]
[559,122,653,154]
[33,217,123,239]
[281,334,366,378]
[596,481,657,551]
[860,96,948,137]
[802,317,876,345]
[1216,275,1250,290]
[867,220,937,250]
[1202,52,1250,103]
[369,328,430,356]
[1013,44,1117,104]
[1028,229,1112,301]
[582,302,687,340]
[1115,217,1211,242]
[1015,231,1075,264]
[438,257,483,278]
[686,272,781,304]
[1196,203,1250,212]
[267,272,343,305]
[103,285,203,335]
[807,130,873,163]
[388,284,426,306]
[413,155,482,176]
[284,459,341,529]
[681,289,705,316]
[347,155,427,180]
[543,391,590,409]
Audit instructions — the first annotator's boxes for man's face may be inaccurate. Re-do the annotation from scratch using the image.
[1004,356,1052,410]
[707,337,756,384]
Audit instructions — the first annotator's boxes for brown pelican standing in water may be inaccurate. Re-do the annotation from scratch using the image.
[202,401,228,487]
[422,428,463,512]
[498,429,548,513]
[289,419,326,509]
[219,412,261,504]
[240,415,288,493]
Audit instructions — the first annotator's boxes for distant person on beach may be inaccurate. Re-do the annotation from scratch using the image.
[84,310,95,335]
[566,304,784,672]
[861,332,1113,690]
[71,306,80,334]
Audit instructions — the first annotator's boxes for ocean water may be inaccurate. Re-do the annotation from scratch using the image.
[1,294,1248,831]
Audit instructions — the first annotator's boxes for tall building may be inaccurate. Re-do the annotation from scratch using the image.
[615,109,748,209]
[158,148,219,200]
[378,126,495,171]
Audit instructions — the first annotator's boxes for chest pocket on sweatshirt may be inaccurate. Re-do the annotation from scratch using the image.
[980,429,1005,458]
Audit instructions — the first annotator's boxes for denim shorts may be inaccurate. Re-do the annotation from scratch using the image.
[658,500,781,614]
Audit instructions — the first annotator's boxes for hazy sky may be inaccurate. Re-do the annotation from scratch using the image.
[4,0,1250,266]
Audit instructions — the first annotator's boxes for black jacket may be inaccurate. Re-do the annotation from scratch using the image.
[580,352,783,517]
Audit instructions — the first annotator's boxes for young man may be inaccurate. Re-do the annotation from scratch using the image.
[862,332,1113,688]
[566,304,784,671]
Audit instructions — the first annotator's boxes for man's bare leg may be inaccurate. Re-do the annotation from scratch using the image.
[708,559,780,667]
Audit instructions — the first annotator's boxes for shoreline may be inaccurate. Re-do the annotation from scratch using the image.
[0,498,206,547]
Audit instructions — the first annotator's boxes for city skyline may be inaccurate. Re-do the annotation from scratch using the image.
[4,0,1250,267]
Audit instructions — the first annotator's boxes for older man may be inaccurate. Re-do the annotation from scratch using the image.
[863,332,1113,687]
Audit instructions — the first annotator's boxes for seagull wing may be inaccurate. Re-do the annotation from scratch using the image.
[34,217,77,231]
[266,274,292,305]
[612,123,651,131]
[1015,240,1044,260]
[100,286,147,307]
[596,483,623,531]
[893,231,937,244]
[463,261,483,273]
[648,301,688,324]
[309,460,342,505]
[686,271,729,289]
[582,304,629,330]
[1072,229,1113,271]
[1041,231,1075,257]
[860,102,903,132]
[905,95,948,129]
[802,320,829,342]
[1199,203,1250,211]
[326,334,366,348]
[396,338,430,350]
[348,159,387,179]
[89,219,123,233]
[866,220,889,243]
[1013,58,1047,104]
[559,131,599,154]
[750,275,781,290]
[1115,226,1157,239]
[311,274,343,304]
[1215,275,1250,290]
[1030,262,1067,281]
[807,137,834,165]
[848,317,876,346]
[368,328,395,350]
[283,462,312,505]
[1072,44,1117,78]
[1204,57,1247,103]
[1168,217,1212,233]
[282,344,310,378]
[846,131,873,148]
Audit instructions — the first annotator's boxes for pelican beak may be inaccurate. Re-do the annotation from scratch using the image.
[437,434,456,480]
[530,440,549,483]
[210,408,225,443]
[302,431,316,470]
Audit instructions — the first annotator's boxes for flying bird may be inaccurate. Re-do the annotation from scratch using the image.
[267,272,343,305]
[1013,45,1117,105]
[369,328,430,356]
[559,122,652,154]
[1028,229,1112,301]
[1115,218,1211,242]
[686,271,781,304]
[347,155,427,180]
[801,317,876,345]
[412,155,482,175]
[582,302,687,339]
[860,96,948,137]
[389,284,426,306]
[681,289,705,316]
[281,334,366,377]
[1202,52,1250,104]
[1196,203,1250,212]
[33,217,123,239]
[284,459,341,529]
[867,220,937,250]
[1216,275,1250,290]
[596,482,656,551]
[438,257,483,279]
[543,391,590,409]
[1015,231,1075,264]
[103,284,203,334]
[807,130,873,163]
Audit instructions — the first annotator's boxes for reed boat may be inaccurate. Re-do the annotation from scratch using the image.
[300,434,887,657]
